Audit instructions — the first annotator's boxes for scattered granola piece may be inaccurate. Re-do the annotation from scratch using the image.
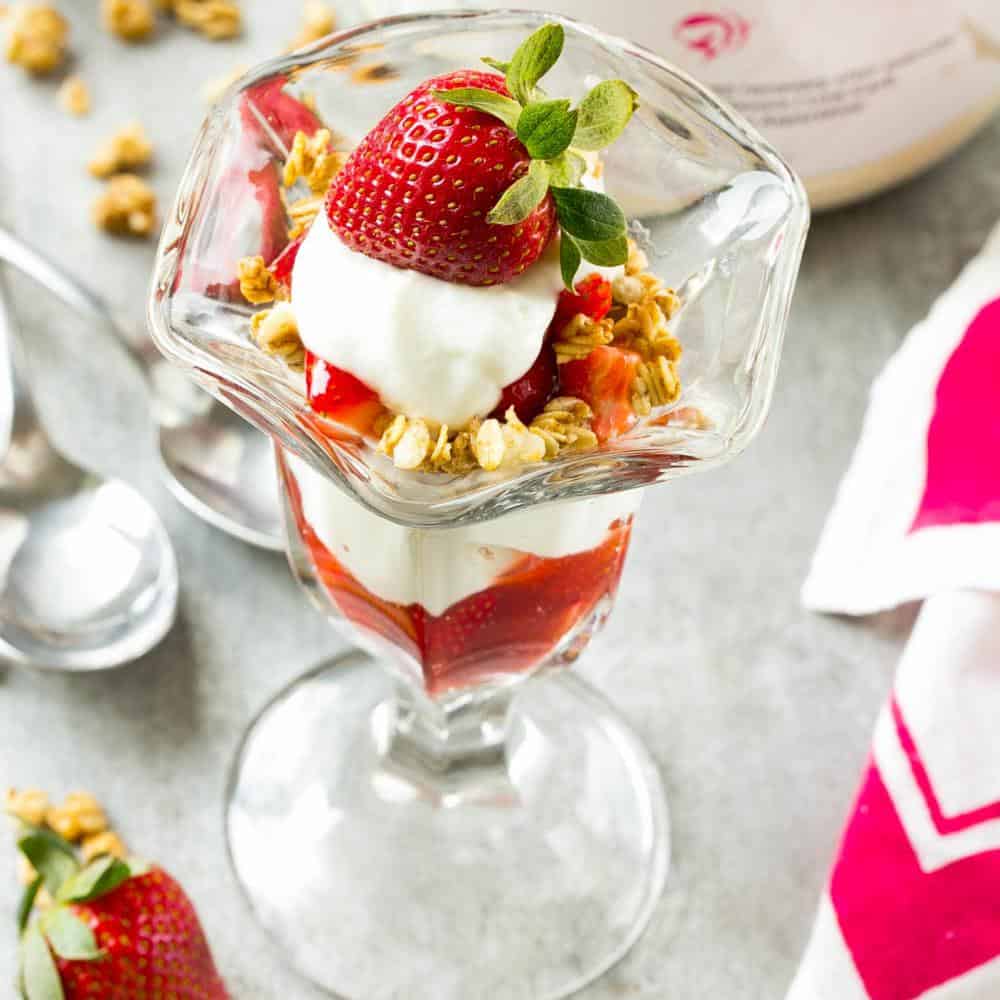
[283,128,343,195]
[426,423,451,468]
[88,122,153,178]
[553,312,614,363]
[472,418,505,471]
[530,397,598,456]
[238,254,281,305]
[57,74,90,115]
[173,0,240,40]
[289,0,334,50]
[251,302,305,369]
[201,63,245,104]
[392,419,432,470]
[46,791,108,842]
[632,355,680,416]
[5,787,48,826]
[377,413,407,456]
[287,193,323,239]
[81,829,128,863]
[92,174,158,237]
[501,408,546,464]
[101,0,155,41]
[5,3,68,74]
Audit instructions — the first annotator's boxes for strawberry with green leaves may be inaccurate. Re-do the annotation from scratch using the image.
[325,22,638,289]
[16,825,227,1000]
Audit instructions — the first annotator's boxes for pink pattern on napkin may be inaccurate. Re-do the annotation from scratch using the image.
[831,762,1000,1000]
[911,297,1000,533]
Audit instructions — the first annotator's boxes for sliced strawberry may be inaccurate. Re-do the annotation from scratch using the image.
[240,77,325,150]
[305,350,383,434]
[249,160,289,265]
[269,231,305,291]
[558,344,642,443]
[553,273,613,329]
[491,342,557,423]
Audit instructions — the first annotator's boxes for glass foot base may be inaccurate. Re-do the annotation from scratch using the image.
[226,651,670,999]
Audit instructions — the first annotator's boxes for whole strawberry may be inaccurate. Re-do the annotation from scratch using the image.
[15,826,227,999]
[325,23,638,288]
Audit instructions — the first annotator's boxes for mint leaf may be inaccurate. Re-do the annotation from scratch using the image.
[516,99,577,160]
[488,160,550,225]
[41,908,101,961]
[18,831,79,897]
[506,23,564,105]
[571,233,628,267]
[574,79,640,151]
[559,236,582,290]
[433,88,521,130]
[550,186,626,243]
[481,56,510,74]
[20,926,64,1000]
[56,856,130,904]
[548,150,586,188]
[17,876,43,935]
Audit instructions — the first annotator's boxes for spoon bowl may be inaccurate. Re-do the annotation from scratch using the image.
[0,227,284,551]
[0,274,178,671]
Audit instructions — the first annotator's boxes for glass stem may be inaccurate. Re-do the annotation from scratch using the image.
[375,681,516,786]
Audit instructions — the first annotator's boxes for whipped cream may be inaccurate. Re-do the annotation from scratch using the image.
[293,213,564,427]
[288,453,641,616]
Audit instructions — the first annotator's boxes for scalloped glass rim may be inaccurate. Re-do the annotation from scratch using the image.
[148,8,808,529]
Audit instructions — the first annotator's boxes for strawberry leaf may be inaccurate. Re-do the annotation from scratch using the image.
[570,233,629,267]
[488,160,551,225]
[550,186,626,243]
[559,236,582,290]
[506,23,564,104]
[20,925,64,1000]
[41,908,101,961]
[573,80,640,151]
[548,150,586,188]
[516,99,577,160]
[481,56,510,74]
[433,87,521,130]
[17,876,43,935]
[17,831,79,897]
[56,856,130,904]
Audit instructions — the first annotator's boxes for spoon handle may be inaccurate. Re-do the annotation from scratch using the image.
[0,269,80,495]
[0,227,160,375]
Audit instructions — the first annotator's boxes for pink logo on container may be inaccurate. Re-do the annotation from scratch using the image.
[673,10,751,60]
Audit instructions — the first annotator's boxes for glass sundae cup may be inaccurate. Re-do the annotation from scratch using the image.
[149,11,808,999]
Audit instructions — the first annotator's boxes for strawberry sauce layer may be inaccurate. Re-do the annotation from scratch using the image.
[283,464,632,694]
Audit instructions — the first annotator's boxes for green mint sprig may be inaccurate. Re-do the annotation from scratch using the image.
[433,22,639,289]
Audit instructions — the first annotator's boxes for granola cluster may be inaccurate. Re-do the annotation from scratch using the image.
[5,3,67,74]
[6,788,128,904]
[166,0,241,40]
[102,0,156,41]
[57,74,90,116]
[282,128,346,237]
[88,122,154,178]
[91,173,157,236]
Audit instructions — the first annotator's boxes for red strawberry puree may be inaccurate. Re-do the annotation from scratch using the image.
[281,455,633,694]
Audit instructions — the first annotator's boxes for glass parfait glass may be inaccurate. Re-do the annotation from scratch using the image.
[149,11,808,999]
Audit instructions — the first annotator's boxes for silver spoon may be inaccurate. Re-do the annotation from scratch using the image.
[0,227,284,551]
[0,271,178,670]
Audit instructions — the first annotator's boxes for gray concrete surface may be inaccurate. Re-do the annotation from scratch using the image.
[2,4,999,997]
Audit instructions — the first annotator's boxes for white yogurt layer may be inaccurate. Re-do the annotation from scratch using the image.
[293,213,564,428]
[288,453,641,616]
